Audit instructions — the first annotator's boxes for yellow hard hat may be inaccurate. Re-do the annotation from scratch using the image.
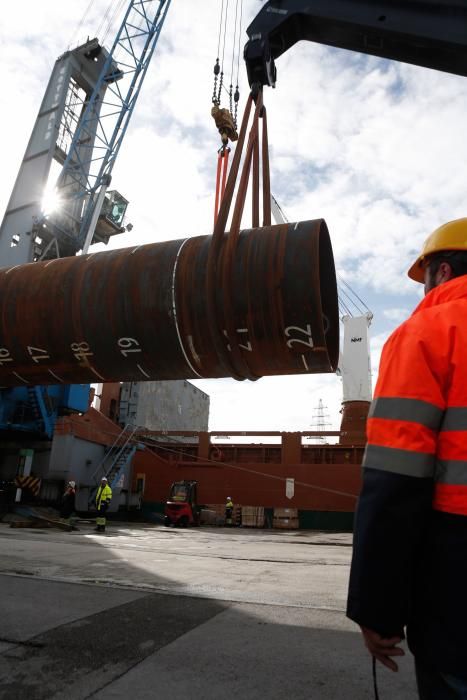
[408,218,467,282]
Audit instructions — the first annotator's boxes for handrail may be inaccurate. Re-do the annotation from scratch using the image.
[90,423,136,484]
[107,426,137,480]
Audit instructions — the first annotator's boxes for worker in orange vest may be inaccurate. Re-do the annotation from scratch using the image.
[347,219,467,698]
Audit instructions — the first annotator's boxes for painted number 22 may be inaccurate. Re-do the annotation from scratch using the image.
[284,324,314,350]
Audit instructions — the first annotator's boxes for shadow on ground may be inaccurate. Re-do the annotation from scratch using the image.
[0,523,418,700]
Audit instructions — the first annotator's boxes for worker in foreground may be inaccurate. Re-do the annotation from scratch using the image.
[347,218,467,698]
[95,477,112,533]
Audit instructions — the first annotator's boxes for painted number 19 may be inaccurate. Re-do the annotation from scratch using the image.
[0,348,13,366]
[118,337,141,356]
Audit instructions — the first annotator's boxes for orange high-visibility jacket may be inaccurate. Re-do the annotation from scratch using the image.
[347,274,467,677]
[365,275,467,515]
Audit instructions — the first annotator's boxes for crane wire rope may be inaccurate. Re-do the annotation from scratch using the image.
[212,0,244,225]
[96,1,115,42]
[338,296,353,318]
[217,0,230,105]
[216,0,225,64]
[67,0,95,49]
[338,275,371,314]
[235,0,243,88]
[228,0,243,128]
[229,0,239,83]
[337,282,364,316]
[102,0,128,45]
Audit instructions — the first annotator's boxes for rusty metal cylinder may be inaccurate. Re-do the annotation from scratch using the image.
[0,220,338,387]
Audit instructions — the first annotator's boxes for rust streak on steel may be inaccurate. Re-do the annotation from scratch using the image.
[0,220,339,387]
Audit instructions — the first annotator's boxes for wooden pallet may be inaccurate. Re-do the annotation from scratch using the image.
[204,504,242,526]
[273,507,299,530]
[241,506,265,528]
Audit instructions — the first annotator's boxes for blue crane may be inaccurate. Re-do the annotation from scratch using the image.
[46,0,173,257]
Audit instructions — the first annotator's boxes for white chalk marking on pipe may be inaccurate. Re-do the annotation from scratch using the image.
[137,364,150,378]
[187,335,201,366]
[131,245,142,255]
[301,355,309,371]
[48,370,64,383]
[294,222,300,230]
[89,366,106,380]
[171,239,203,378]
[12,371,29,384]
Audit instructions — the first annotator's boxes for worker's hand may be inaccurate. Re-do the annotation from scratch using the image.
[360,626,405,672]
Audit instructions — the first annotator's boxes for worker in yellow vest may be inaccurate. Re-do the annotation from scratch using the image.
[225,496,234,526]
[95,477,112,532]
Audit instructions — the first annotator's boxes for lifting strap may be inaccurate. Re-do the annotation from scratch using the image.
[214,146,230,226]
[207,88,271,381]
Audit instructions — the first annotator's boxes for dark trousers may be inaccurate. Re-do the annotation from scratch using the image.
[416,660,467,699]
[96,503,108,528]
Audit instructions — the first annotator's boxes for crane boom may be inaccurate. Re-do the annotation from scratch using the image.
[245,1,467,88]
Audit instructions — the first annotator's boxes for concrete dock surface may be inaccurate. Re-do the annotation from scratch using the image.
[0,522,418,699]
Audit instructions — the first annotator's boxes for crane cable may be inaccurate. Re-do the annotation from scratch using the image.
[228,0,242,130]
[101,0,128,45]
[96,1,115,42]
[67,0,95,49]
[212,0,229,108]
[212,0,244,225]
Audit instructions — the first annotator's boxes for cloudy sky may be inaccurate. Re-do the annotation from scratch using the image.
[1,1,466,433]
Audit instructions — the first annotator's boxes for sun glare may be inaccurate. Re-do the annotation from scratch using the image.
[41,188,62,215]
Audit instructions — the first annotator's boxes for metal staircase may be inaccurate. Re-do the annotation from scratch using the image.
[89,424,139,511]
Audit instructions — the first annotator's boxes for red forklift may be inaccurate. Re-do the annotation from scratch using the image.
[164,480,200,527]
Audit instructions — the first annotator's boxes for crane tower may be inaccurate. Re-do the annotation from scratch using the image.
[0,0,171,266]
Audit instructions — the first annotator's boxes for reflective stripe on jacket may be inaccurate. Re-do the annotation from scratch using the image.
[347,275,467,676]
[96,484,112,509]
[364,275,467,515]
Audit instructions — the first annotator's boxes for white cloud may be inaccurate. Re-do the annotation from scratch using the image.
[1,1,465,431]
[383,307,410,322]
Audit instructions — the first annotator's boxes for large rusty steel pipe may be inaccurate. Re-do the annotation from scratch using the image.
[0,220,338,387]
